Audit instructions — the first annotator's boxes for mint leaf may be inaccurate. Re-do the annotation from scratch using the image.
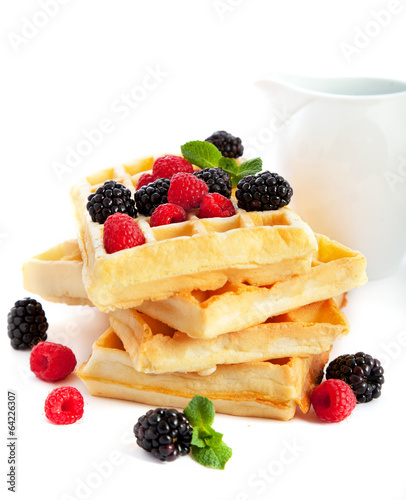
[184,395,215,428]
[219,157,262,187]
[191,427,206,448]
[218,156,238,174]
[184,395,232,469]
[191,441,232,470]
[181,139,262,188]
[204,430,223,448]
[237,158,263,178]
[191,426,221,448]
[181,140,222,169]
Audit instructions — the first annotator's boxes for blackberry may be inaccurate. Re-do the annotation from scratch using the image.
[326,352,385,404]
[134,408,192,462]
[193,167,232,198]
[205,131,244,158]
[235,171,293,212]
[8,298,48,350]
[86,180,136,224]
[135,178,170,216]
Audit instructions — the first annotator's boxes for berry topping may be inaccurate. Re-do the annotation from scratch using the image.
[150,203,187,227]
[311,379,356,423]
[136,172,156,190]
[235,171,293,212]
[134,408,193,462]
[103,213,145,254]
[30,342,76,382]
[199,193,236,219]
[86,180,136,224]
[205,131,244,158]
[152,154,194,179]
[44,386,84,425]
[7,298,48,350]
[167,172,209,211]
[326,352,384,404]
[193,167,232,198]
[135,178,171,216]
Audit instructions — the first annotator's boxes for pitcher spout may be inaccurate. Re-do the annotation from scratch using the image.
[255,73,316,120]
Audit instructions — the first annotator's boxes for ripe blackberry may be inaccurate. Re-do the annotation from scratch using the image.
[8,298,48,350]
[193,167,232,198]
[326,352,385,404]
[135,178,170,216]
[205,131,244,158]
[235,171,293,212]
[134,408,192,462]
[86,180,136,224]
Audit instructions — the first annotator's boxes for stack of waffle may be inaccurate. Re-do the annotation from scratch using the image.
[23,157,367,421]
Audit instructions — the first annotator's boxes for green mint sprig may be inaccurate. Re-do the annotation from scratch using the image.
[184,395,232,470]
[181,140,262,187]
[219,157,263,187]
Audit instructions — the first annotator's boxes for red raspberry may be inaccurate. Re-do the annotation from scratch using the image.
[44,386,84,425]
[30,342,76,382]
[199,193,236,219]
[103,213,145,254]
[152,155,194,179]
[150,203,187,227]
[311,379,356,423]
[136,172,156,190]
[167,172,209,211]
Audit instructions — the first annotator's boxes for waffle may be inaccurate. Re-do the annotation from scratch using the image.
[70,157,318,312]
[23,234,366,337]
[76,327,330,420]
[137,233,366,338]
[22,240,92,306]
[109,299,347,374]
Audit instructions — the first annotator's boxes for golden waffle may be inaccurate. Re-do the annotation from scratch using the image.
[76,328,330,421]
[70,157,318,312]
[109,299,347,374]
[23,234,366,337]
[137,233,365,338]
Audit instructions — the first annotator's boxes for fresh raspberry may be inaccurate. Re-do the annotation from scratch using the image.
[311,379,356,423]
[152,155,194,180]
[150,203,187,227]
[103,213,145,254]
[30,342,76,382]
[136,172,156,190]
[199,193,236,219]
[167,172,209,211]
[44,386,84,425]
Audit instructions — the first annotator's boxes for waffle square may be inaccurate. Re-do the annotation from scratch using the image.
[23,234,366,337]
[76,328,330,420]
[138,233,366,338]
[109,299,347,374]
[70,157,318,312]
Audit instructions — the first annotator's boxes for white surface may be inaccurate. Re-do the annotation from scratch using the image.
[1,1,406,499]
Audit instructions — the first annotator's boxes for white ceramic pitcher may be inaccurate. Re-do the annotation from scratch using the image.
[256,73,406,280]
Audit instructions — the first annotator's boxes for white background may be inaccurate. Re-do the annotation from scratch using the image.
[2,1,406,499]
